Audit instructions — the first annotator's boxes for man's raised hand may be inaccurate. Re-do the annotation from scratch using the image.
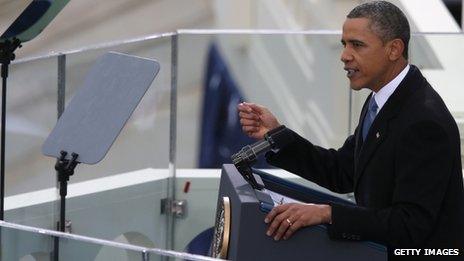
[237,102,280,140]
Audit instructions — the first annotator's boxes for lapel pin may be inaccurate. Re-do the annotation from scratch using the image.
[376,132,380,138]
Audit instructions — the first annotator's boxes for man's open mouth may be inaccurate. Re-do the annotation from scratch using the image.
[345,68,359,78]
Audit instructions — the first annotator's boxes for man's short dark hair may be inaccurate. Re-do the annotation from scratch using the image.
[347,0,410,59]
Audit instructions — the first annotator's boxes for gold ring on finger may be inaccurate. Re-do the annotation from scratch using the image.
[286,218,293,226]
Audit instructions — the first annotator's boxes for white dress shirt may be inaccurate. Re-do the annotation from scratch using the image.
[372,64,410,114]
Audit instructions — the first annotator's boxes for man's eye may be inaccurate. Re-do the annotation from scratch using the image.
[353,42,363,47]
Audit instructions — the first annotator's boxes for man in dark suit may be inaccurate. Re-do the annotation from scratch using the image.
[238,1,464,259]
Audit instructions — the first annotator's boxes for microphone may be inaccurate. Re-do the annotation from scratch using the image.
[232,125,293,166]
[231,125,294,189]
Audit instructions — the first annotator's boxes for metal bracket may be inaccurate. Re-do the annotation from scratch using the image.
[57,220,72,233]
[64,220,72,233]
[161,198,187,218]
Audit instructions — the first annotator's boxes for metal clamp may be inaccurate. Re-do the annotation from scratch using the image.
[57,220,72,233]
[161,198,187,218]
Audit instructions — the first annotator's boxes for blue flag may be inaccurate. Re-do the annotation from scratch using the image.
[199,44,269,168]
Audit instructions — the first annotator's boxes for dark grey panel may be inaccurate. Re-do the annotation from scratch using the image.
[217,164,387,261]
[42,52,160,164]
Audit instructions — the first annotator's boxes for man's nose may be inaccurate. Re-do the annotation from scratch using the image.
[340,48,353,63]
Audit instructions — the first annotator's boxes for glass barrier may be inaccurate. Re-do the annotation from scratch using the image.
[7,35,173,196]
[409,34,464,162]
[410,34,464,114]
[64,37,172,182]
[174,32,357,252]
[1,225,53,260]
[0,221,220,261]
[5,35,174,245]
[173,31,464,253]
[175,32,464,170]
[5,55,59,231]
[176,33,355,170]
[2,31,464,259]
[6,56,59,196]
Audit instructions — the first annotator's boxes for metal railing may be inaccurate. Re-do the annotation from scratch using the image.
[0,220,220,261]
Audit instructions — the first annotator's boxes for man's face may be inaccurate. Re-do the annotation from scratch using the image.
[341,18,391,91]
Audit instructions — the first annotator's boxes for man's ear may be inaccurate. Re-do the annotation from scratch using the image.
[388,39,405,61]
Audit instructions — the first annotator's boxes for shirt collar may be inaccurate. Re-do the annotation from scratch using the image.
[372,64,410,113]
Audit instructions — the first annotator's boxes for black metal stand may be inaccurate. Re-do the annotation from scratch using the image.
[39,52,159,261]
[53,150,79,261]
[0,38,21,221]
[0,37,21,261]
[55,151,79,231]
[233,158,261,190]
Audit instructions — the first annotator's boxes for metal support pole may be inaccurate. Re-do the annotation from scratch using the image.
[0,70,5,261]
[461,0,464,30]
[0,75,6,222]
[142,251,150,261]
[54,54,66,261]
[57,54,66,118]
[165,34,178,255]
[169,35,178,192]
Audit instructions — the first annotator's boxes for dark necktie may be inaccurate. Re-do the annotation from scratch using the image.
[362,95,378,141]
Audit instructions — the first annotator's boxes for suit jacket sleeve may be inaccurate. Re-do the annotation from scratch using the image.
[328,120,453,247]
[265,128,356,194]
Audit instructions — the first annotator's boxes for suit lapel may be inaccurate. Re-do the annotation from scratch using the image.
[354,114,389,189]
[353,65,422,192]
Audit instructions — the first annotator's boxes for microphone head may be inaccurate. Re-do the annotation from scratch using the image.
[264,125,294,150]
[231,145,257,166]
[231,126,293,189]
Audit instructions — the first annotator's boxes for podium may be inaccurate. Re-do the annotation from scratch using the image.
[211,164,387,261]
